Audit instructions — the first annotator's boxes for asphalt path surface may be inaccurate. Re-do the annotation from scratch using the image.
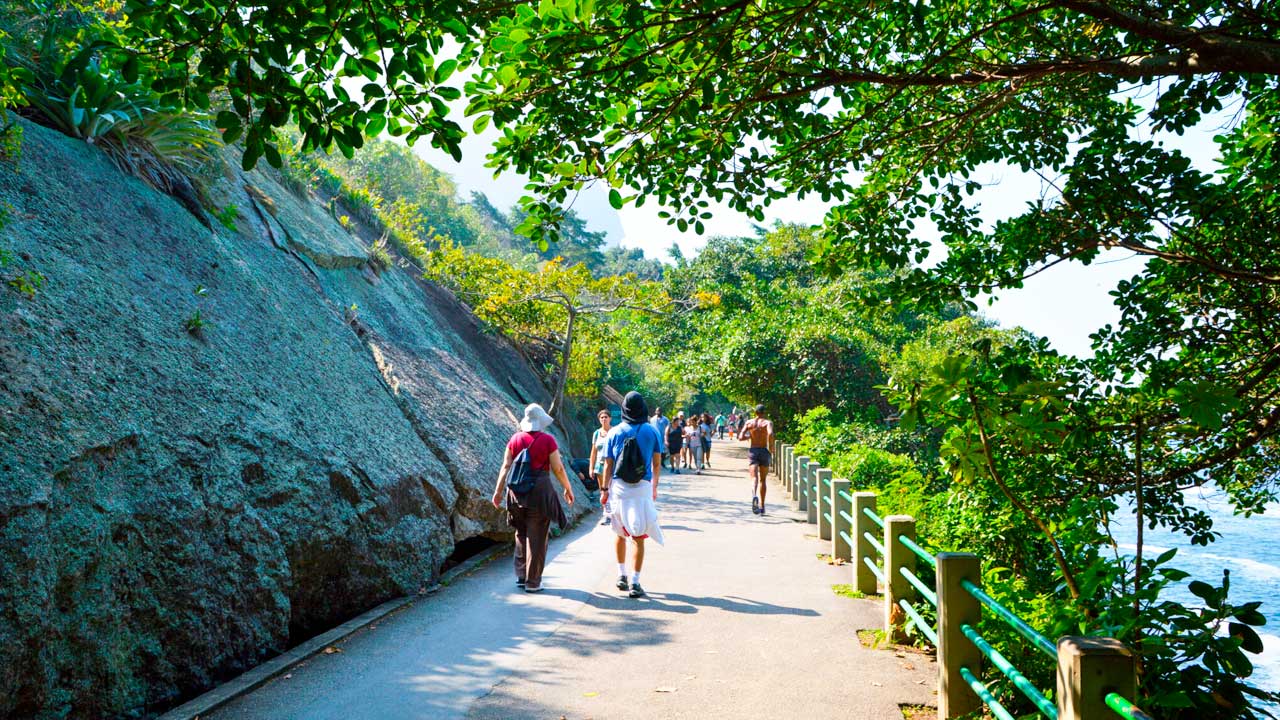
[209,441,935,719]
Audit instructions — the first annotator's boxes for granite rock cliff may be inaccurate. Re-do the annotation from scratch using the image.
[0,119,590,718]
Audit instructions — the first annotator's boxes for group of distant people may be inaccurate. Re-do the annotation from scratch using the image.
[490,394,773,599]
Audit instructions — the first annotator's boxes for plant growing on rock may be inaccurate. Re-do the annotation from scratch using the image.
[213,204,238,231]
[366,235,393,274]
[10,7,219,195]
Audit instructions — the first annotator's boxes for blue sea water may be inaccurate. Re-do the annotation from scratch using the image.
[1113,487,1280,696]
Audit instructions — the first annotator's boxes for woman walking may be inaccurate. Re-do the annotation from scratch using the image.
[665,415,684,474]
[589,409,613,526]
[491,404,576,592]
[700,412,714,468]
[685,417,704,473]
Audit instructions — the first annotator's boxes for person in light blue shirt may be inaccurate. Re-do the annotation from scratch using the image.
[650,406,670,466]
[601,391,664,598]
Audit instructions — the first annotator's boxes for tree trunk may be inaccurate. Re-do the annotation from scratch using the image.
[548,309,576,418]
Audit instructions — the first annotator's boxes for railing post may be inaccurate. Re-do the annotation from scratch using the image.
[936,552,983,719]
[1056,637,1137,720]
[816,468,833,540]
[806,462,820,524]
[794,456,810,508]
[831,478,851,561]
[852,492,878,595]
[884,515,917,642]
[784,451,793,498]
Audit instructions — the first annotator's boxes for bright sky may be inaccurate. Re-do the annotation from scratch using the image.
[414,105,1231,359]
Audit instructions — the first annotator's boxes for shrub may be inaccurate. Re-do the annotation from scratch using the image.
[13,14,219,194]
[7,269,45,298]
[366,235,393,274]
[213,204,239,232]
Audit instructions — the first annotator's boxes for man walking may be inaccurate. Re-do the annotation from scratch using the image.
[602,391,665,598]
[740,404,775,515]
[715,412,726,439]
[650,406,671,474]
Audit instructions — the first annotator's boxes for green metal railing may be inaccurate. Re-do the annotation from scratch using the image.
[1106,693,1156,720]
[898,534,936,568]
[961,623,1058,718]
[961,579,1057,659]
[782,448,1154,720]
[863,555,885,583]
[864,531,884,556]
[899,566,937,606]
[960,666,1017,720]
[863,506,885,529]
[899,598,938,644]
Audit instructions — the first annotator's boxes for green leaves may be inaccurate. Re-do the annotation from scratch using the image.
[118,0,481,169]
[1168,383,1241,432]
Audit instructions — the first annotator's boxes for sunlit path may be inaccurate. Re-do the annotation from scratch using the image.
[207,442,934,720]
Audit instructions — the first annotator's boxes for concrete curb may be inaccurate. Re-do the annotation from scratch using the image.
[157,543,509,720]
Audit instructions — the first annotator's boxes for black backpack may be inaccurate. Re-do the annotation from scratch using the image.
[507,446,536,494]
[616,426,649,484]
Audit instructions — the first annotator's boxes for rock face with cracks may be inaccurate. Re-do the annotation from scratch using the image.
[0,119,591,719]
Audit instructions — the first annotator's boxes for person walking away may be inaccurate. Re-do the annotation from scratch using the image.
[601,391,665,598]
[740,404,775,515]
[650,407,671,473]
[589,409,613,526]
[685,417,704,473]
[700,413,714,468]
[727,409,739,439]
[715,412,726,439]
[674,411,687,468]
[492,404,576,592]
[665,417,684,474]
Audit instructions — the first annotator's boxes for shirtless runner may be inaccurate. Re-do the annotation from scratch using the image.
[740,404,775,515]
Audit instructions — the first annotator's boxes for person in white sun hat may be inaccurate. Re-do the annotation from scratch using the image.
[491,403,575,592]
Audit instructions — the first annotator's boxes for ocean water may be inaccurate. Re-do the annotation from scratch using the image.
[1113,487,1280,696]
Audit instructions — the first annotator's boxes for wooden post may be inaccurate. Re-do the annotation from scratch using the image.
[831,479,851,561]
[806,462,820,524]
[816,468,833,540]
[884,515,916,642]
[782,445,792,493]
[795,456,810,508]
[852,492,878,595]
[1057,637,1137,720]
[936,552,983,719]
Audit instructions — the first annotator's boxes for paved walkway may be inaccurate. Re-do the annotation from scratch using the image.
[209,442,935,719]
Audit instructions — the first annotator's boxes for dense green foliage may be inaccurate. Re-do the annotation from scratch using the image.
[423,240,679,417]
[4,3,219,195]
[633,224,967,429]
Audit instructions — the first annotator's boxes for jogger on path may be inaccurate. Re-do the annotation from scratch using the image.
[740,404,775,516]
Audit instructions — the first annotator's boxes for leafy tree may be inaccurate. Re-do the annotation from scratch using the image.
[599,246,664,281]
[424,241,682,417]
[636,225,961,428]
